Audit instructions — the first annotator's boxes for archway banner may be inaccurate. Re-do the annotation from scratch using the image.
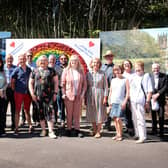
[6,38,100,73]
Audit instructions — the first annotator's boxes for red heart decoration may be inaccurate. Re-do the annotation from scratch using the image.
[89,41,94,47]
[10,41,15,47]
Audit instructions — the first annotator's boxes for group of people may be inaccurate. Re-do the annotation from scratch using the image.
[0,50,167,143]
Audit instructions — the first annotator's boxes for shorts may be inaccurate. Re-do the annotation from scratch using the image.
[109,103,123,118]
[14,92,32,112]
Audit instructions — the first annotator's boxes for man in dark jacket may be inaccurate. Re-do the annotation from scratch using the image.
[150,62,167,137]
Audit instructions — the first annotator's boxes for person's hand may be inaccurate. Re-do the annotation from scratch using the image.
[145,102,150,111]
[0,89,3,98]
[103,97,107,105]
[62,94,66,99]
[152,93,159,101]
[53,93,57,102]
[121,101,126,110]
[31,94,37,102]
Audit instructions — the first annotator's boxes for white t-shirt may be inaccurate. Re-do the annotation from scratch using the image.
[109,77,126,104]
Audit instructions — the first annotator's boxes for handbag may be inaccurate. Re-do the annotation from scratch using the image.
[151,99,159,111]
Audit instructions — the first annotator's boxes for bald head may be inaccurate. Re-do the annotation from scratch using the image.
[152,62,160,75]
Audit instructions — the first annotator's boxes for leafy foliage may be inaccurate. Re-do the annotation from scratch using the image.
[0,0,168,38]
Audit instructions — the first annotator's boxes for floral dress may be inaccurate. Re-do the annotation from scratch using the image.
[30,67,56,121]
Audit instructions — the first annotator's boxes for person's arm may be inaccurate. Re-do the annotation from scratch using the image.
[61,69,66,99]
[153,73,167,101]
[53,74,58,102]
[28,72,37,102]
[103,74,108,105]
[81,72,87,99]
[121,79,129,110]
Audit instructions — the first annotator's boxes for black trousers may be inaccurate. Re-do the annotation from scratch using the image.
[125,101,134,130]
[4,87,15,128]
[32,101,40,123]
[0,97,6,134]
[151,104,165,135]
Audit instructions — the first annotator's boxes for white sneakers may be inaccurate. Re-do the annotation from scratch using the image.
[48,131,57,139]
[135,139,146,144]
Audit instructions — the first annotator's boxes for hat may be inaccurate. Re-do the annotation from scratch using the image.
[103,50,114,58]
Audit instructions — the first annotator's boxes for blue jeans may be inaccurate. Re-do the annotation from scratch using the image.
[57,89,65,122]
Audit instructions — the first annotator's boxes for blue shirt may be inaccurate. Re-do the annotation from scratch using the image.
[4,64,16,85]
[11,66,31,94]
[26,61,36,71]
[101,63,114,88]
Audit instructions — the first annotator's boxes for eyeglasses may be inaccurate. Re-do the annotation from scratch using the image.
[27,55,32,58]
[60,57,67,60]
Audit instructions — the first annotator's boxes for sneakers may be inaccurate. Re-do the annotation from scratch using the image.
[135,139,146,144]
[48,131,57,139]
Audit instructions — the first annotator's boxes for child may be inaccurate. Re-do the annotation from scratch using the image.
[108,65,129,141]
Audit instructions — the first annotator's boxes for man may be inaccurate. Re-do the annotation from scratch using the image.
[101,50,115,130]
[48,54,58,124]
[26,51,36,70]
[56,54,68,127]
[150,62,167,137]
[20,51,37,126]
[4,54,16,130]
[11,54,33,135]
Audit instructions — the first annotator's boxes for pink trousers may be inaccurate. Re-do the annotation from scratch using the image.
[64,96,82,130]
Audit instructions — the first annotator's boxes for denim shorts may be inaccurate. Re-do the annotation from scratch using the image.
[109,103,123,118]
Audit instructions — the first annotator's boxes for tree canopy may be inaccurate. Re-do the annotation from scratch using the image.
[0,0,168,38]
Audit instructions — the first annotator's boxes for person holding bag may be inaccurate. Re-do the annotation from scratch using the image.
[150,62,167,137]
[129,61,153,143]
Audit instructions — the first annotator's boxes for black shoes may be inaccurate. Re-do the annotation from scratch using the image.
[66,129,84,138]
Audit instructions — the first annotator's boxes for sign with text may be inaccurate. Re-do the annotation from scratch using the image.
[6,38,100,73]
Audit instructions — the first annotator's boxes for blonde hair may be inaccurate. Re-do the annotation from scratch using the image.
[67,54,84,73]
[89,57,102,69]
[134,61,144,69]
[6,54,13,60]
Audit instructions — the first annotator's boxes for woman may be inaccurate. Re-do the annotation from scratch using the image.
[129,61,153,143]
[0,58,7,136]
[122,59,134,136]
[61,54,87,137]
[85,58,108,138]
[29,55,58,139]
[108,65,129,141]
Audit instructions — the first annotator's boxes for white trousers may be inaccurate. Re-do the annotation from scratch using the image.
[131,102,147,140]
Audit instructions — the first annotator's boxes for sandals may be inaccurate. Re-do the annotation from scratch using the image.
[94,133,101,138]
[116,136,123,141]
[112,135,123,141]
[112,135,118,140]
[28,126,34,133]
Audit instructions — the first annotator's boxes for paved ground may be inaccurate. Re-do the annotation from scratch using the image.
[0,111,168,168]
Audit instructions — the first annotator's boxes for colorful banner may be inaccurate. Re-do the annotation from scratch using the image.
[6,39,100,73]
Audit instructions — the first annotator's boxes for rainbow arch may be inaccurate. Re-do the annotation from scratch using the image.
[26,42,88,73]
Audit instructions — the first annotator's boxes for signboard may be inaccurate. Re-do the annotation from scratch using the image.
[6,39,100,73]
[100,28,168,73]
[0,32,11,60]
